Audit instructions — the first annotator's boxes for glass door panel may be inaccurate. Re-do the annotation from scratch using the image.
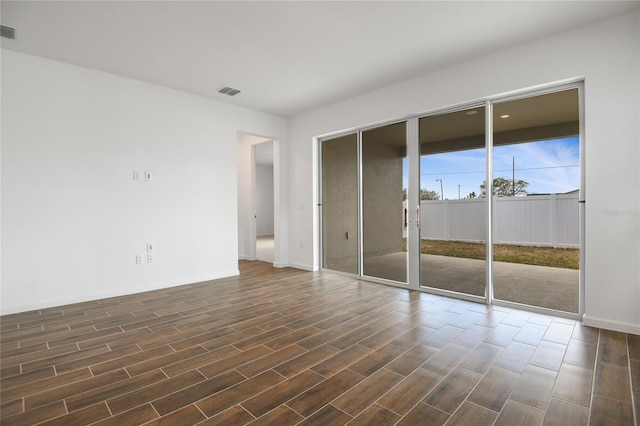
[492,88,580,313]
[418,107,487,297]
[321,134,359,274]
[361,122,408,284]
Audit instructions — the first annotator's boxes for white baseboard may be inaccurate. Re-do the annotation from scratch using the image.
[583,314,640,335]
[0,271,240,316]
[286,262,315,271]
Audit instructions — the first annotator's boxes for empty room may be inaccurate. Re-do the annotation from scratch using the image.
[1,1,639,425]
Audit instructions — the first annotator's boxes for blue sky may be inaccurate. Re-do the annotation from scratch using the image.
[404,137,580,198]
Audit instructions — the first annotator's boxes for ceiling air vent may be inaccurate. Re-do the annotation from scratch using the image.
[217,86,241,97]
[1,25,16,39]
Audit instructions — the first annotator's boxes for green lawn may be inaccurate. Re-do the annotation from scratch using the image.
[414,239,579,270]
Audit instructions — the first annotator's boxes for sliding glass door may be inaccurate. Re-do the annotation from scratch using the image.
[319,83,582,317]
[321,134,358,274]
[491,88,581,313]
[361,122,408,284]
[418,107,487,298]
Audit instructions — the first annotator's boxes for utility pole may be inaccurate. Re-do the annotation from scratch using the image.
[512,156,515,196]
[436,179,444,200]
[457,184,461,199]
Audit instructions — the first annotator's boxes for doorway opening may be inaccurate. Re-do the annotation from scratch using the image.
[237,132,278,266]
[254,141,275,263]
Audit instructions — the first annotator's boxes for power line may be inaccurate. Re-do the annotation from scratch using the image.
[420,164,579,177]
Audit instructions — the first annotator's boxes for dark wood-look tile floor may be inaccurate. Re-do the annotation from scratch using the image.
[1,260,638,425]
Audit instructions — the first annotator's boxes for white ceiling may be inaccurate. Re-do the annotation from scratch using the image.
[1,1,638,117]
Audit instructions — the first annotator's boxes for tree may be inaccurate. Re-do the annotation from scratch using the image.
[420,189,439,200]
[480,177,529,197]
[403,188,440,200]
[466,191,477,199]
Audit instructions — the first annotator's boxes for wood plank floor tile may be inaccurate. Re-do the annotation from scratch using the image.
[483,323,520,347]
[593,361,633,404]
[347,343,407,377]
[125,345,205,376]
[287,369,364,417]
[509,364,557,409]
[107,369,206,414]
[542,321,575,345]
[1,261,637,425]
[1,367,92,403]
[631,359,639,394]
[91,404,159,426]
[247,404,303,425]
[1,399,67,425]
[161,345,240,378]
[452,324,492,348]
[628,334,640,360]
[423,366,483,414]
[273,344,340,378]
[151,369,246,416]
[467,366,520,412]
[422,343,471,376]
[195,369,285,417]
[42,402,112,426]
[552,362,594,407]
[589,395,634,425]
[0,365,56,391]
[56,344,142,374]
[197,345,273,378]
[65,369,167,412]
[377,366,444,415]
[24,368,130,410]
[311,344,373,378]
[598,332,630,366]
[241,369,325,418]
[389,325,436,348]
[144,403,207,426]
[446,401,498,425]
[0,397,23,419]
[346,403,401,426]
[494,399,545,426]
[458,342,503,374]
[198,405,255,426]
[296,404,352,426]
[384,343,438,376]
[563,337,597,368]
[296,326,350,351]
[541,397,588,426]
[513,322,547,346]
[332,368,405,417]
[395,402,450,426]
[494,341,536,372]
[358,322,412,350]
[1,342,83,369]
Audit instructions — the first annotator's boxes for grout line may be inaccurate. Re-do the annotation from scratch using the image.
[586,328,601,425]
[626,334,638,426]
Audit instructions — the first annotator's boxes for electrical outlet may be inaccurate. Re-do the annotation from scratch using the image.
[133,170,143,181]
[299,241,304,249]
[136,254,144,264]
[147,253,154,263]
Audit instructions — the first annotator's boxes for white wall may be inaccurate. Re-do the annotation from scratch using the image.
[255,164,274,236]
[288,11,640,334]
[1,49,287,314]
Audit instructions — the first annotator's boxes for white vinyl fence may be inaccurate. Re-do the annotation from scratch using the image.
[414,194,579,248]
